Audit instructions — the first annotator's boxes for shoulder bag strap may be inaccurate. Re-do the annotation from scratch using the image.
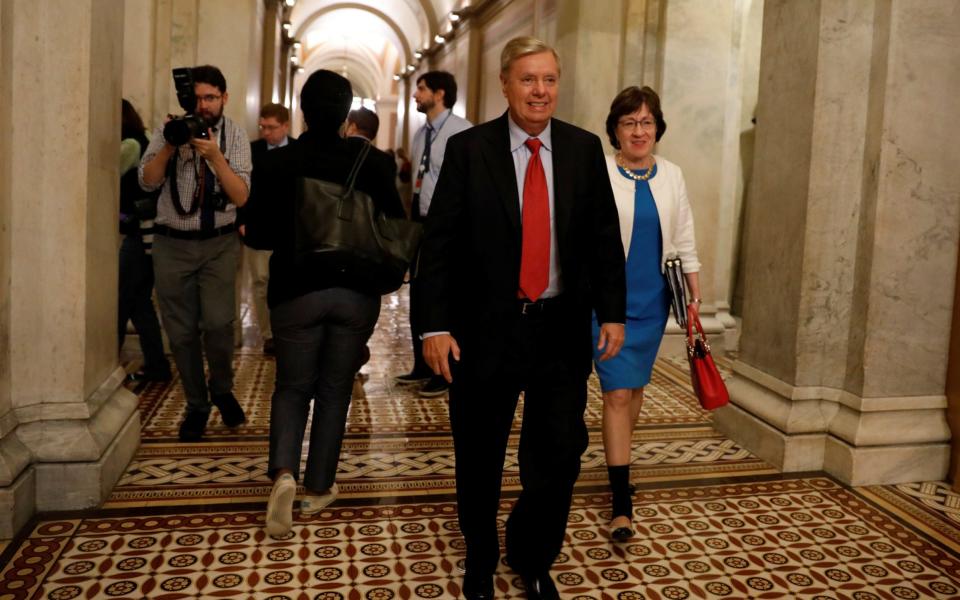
[337,141,372,221]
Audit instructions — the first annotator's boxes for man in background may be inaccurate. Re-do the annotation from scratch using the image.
[393,71,472,399]
[240,102,295,355]
[345,107,379,141]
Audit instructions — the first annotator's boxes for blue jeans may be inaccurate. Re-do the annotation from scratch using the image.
[267,287,380,491]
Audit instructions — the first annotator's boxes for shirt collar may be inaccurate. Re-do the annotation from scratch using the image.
[508,114,552,153]
[427,108,452,130]
[267,135,289,150]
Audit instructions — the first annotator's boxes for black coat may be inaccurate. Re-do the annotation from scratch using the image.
[245,131,404,308]
[416,113,626,379]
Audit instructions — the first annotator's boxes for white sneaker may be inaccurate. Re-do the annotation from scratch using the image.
[265,473,297,537]
[300,483,338,514]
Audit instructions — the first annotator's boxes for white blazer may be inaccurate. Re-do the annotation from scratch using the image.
[605,154,700,273]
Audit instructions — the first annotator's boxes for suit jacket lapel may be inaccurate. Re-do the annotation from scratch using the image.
[550,119,573,256]
[480,113,521,239]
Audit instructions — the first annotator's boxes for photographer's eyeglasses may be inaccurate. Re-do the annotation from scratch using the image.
[197,94,222,104]
[618,119,656,132]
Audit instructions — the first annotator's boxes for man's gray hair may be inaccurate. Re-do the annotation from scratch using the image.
[499,36,561,76]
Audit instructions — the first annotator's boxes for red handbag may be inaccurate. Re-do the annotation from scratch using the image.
[686,305,729,410]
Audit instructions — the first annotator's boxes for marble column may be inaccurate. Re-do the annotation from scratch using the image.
[0,0,140,539]
[714,0,960,486]
[553,0,624,143]
[653,0,763,352]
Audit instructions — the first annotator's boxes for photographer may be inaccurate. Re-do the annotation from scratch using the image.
[139,64,251,442]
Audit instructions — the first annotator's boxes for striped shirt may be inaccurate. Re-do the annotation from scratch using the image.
[139,116,252,230]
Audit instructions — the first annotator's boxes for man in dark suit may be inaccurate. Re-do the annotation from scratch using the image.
[240,103,295,355]
[418,37,626,600]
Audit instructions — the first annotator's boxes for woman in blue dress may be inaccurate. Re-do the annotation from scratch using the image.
[595,86,702,541]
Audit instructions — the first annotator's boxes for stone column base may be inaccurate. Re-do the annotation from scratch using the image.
[34,407,140,511]
[1,369,141,539]
[714,363,951,486]
[0,467,36,540]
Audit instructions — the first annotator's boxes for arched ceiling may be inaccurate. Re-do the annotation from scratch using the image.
[289,0,466,106]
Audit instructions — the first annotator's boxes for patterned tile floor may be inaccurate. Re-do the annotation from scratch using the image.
[3,288,960,599]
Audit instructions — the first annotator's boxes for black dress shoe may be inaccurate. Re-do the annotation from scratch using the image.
[418,375,449,398]
[611,525,634,542]
[211,392,246,428]
[519,571,558,600]
[262,338,276,356]
[126,369,173,383]
[462,573,494,600]
[178,410,209,442]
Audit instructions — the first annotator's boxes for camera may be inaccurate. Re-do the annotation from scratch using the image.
[162,68,211,146]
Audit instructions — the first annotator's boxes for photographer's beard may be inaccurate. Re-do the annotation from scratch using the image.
[197,104,224,126]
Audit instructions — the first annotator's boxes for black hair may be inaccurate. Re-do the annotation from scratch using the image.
[416,71,457,109]
[191,65,227,93]
[300,70,353,132]
[348,107,380,139]
[121,99,146,141]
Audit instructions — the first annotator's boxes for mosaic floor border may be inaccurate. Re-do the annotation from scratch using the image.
[6,475,960,600]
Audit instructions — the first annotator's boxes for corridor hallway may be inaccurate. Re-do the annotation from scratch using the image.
[2,290,960,599]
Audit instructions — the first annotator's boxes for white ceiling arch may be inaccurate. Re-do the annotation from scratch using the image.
[291,0,434,64]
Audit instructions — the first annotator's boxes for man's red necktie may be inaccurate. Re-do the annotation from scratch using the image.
[519,138,550,301]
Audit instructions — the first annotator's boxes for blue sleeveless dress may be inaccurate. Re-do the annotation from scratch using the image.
[592,164,670,391]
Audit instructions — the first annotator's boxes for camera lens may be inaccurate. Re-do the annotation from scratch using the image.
[163,119,192,146]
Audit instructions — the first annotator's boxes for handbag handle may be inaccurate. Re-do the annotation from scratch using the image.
[685,304,711,356]
[337,141,373,221]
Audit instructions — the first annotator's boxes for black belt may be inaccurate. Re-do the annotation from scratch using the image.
[154,223,236,240]
[518,295,564,316]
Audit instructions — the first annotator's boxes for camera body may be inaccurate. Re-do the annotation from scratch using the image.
[162,68,211,146]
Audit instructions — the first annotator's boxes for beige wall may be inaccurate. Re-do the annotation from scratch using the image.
[125,0,263,137]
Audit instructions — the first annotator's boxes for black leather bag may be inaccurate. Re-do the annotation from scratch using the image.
[294,141,422,295]
[664,255,687,328]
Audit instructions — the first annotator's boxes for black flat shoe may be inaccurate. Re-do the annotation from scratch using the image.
[462,573,494,600]
[126,369,172,383]
[519,571,558,600]
[611,526,634,542]
[211,391,246,428]
[178,410,209,442]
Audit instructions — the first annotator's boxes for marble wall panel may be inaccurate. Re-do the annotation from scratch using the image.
[656,0,735,304]
[854,1,960,398]
[555,0,623,143]
[793,0,875,388]
[123,0,157,123]
[0,1,12,430]
[197,0,262,137]
[738,0,820,382]
[9,1,98,411]
[478,0,535,123]
[85,0,125,400]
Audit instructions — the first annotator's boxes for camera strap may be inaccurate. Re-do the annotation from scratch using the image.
[167,120,228,216]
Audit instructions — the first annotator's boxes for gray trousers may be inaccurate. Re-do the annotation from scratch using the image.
[268,287,380,492]
[152,232,239,413]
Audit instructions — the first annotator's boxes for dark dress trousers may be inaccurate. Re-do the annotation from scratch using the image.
[417,113,626,576]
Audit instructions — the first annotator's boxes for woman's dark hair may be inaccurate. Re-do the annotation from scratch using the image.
[416,71,457,109]
[121,99,146,141]
[605,85,667,148]
[300,70,353,132]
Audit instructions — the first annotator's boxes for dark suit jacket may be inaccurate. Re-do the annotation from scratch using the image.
[238,136,297,236]
[417,113,626,378]
[245,131,404,308]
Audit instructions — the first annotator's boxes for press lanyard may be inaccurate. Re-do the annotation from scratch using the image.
[413,112,450,194]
